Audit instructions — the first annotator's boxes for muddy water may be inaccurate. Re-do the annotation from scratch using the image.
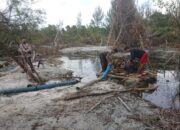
[60,56,180,109]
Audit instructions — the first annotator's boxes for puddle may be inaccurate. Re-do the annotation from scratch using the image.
[60,56,101,83]
[144,70,180,109]
[60,56,180,109]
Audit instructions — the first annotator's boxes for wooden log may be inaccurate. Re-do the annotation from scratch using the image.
[108,74,141,81]
[64,89,130,101]
[108,74,129,80]
[0,42,44,84]
[64,86,158,101]
[76,78,101,90]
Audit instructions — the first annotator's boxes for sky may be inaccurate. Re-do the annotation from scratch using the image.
[0,0,150,27]
[32,0,112,26]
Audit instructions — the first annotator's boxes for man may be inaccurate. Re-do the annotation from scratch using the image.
[124,47,149,73]
[19,39,35,72]
[98,46,120,80]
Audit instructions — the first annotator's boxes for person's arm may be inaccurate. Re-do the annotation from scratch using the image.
[25,43,32,53]
[130,50,135,62]
[19,44,26,53]
[100,64,112,80]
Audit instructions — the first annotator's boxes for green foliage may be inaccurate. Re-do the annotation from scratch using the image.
[56,25,108,45]
[149,12,172,28]
[145,10,179,44]
[0,0,45,44]
[39,25,57,43]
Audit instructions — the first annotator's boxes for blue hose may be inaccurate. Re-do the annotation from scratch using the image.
[100,64,112,80]
[0,79,79,95]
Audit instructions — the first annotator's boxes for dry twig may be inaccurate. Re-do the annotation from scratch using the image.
[117,97,132,112]
[86,95,114,114]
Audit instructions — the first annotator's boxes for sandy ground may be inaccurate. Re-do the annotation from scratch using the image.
[0,80,159,130]
[0,59,72,89]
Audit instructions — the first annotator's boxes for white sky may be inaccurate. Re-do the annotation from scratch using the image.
[0,0,151,27]
[33,0,112,26]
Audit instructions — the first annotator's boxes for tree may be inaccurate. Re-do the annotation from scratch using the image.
[40,24,57,44]
[0,0,45,84]
[90,6,104,27]
[103,9,112,30]
[76,12,82,28]
[0,0,45,42]
[109,0,146,47]
[137,1,153,19]
[154,0,180,31]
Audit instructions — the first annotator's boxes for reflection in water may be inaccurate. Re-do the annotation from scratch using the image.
[60,56,101,83]
[144,70,180,108]
[60,56,180,108]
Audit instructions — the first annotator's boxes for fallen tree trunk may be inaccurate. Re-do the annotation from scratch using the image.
[64,86,158,101]
[1,41,44,84]
[12,56,44,84]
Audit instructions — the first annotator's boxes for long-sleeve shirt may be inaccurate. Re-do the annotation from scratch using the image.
[129,48,145,61]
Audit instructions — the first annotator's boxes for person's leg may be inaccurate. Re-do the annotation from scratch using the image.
[139,52,148,73]
[38,60,44,68]
[137,63,145,73]
[27,57,35,72]
[37,60,41,68]
[97,52,108,77]
[99,52,108,72]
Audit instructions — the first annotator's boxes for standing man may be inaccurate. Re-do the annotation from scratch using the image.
[124,47,149,73]
[19,39,35,72]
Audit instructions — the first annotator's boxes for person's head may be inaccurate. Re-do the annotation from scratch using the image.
[22,39,27,44]
[124,46,130,52]
[111,46,118,53]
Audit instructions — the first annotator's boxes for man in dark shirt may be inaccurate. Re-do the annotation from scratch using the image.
[124,47,149,73]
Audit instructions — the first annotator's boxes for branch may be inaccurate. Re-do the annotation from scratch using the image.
[64,86,157,101]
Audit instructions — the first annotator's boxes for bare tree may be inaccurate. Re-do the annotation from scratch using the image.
[108,0,147,47]
[76,12,82,28]
[90,6,104,27]
[137,1,153,19]
[53,20,63,54]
